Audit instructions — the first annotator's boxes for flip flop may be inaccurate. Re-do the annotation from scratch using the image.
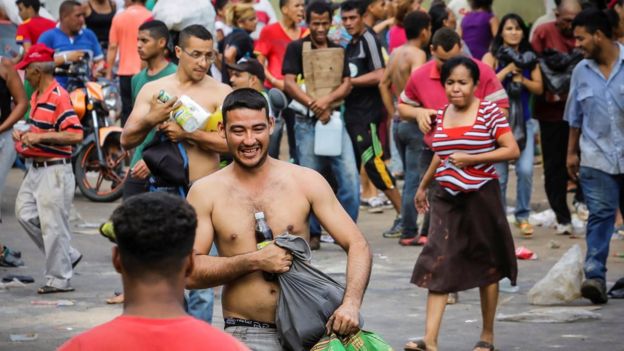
[37,285,75,294]
[473,340,495,351]
[404,339,427,351]
[106,292,124,304]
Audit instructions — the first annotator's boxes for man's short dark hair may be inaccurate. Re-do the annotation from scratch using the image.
[15,0,40,13]
[572,7,613,38]
[404,11,431,40]
[139,20,170,43]
[111,193,197,279]
[440,56,480,86]
[178,24,213,49]
[279,0,291,10]
[470,0,493,11]
[340,0,366,16]
[306,1,332,23]
[59,0,81,18]
[431,27,461,52]
[221,88,269,126]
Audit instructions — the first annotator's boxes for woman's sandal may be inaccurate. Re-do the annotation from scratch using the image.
[37,285,75,294]
[473,340,495,351]
[404,339,427,351]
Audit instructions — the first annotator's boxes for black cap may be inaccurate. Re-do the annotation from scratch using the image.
[226,57,266,82]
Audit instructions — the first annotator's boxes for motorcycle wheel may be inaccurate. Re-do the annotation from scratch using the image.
[73,138,129,202]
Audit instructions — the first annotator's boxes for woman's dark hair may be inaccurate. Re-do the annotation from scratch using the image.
[440,56,480,86]
[490,13,532,55]
[404,11,431,40]
[572,7,614,38]
[429,4,450,38]
[306,1,333,23]
[222,88,270,125]
[469,0,493,11]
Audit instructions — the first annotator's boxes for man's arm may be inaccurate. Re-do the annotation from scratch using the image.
[105,43,118,79]
[121,85,177,149]
[305,170,372,335]
[350,68,383,87]
[564,74,582,181]
[257,54,284,90]
[159,121,229,153]
[186,182,293,289]
[284,73,313,107]
[379,57,396,116]
[20,130,83,146]
[0,60,27,133]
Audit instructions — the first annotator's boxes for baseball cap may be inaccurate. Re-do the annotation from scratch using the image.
[15,44,55,70]
[226,57,266,82]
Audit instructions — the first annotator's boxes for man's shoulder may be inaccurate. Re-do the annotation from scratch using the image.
[199,76,232,97]
[410,60,435,80]
[38,27,61,41]
[533,21,556,37]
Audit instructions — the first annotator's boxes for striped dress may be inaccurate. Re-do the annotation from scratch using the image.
[431,100,511,195]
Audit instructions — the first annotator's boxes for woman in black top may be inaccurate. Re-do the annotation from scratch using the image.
[221,3,257,83]
[84,0,116,53]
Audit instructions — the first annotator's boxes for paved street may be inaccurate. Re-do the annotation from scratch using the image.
[1,165,623,350]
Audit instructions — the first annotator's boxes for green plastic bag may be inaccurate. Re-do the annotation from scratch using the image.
[311,331,394,351]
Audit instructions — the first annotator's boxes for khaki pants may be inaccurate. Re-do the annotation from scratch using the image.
[15,163,81,289]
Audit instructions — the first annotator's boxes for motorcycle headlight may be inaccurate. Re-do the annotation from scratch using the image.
[101,81,121,113]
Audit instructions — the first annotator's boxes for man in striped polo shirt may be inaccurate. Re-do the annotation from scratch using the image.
[13,44,84,294]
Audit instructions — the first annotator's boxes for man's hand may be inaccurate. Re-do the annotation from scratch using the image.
[255,243,293,274]
[12,129,23,142]
[414,188,429,213]
[447,152,474,169]
[20,132,40,147]
[66,51,85,62]
[158,121,187,143]
[567,153,580,181]
[415,108,437,133]
[310,96,333,116]
[326,301,360,336]
[318,110,331,124]
[147,94,178,125]
[131,159,150,180]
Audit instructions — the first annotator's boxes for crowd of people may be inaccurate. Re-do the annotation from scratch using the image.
[0,0,623,350]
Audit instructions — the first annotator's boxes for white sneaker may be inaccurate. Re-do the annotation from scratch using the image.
[555,223,573,235]
[367,197,385,214]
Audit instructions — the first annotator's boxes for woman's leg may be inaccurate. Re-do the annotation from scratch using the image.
[423,291,448,350]
[476,283,499,350]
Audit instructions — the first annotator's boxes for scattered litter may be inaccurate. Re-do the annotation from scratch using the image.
[614,252,624,258]
[465,319,478,323]
[374,253,389,260]
[571,215,586,235]
[528,245,583,305]
[561,334,588,339]
[9,333,38,342]
[66,327,73,331]
[320,234,335,243]
[499,277,519,293]
[516,246,538,260]
[529,209,556,228]
[0,279,27,290]
[496,307,601,323]
[31,299,75,306]
[2,275,34,284]
[548,240,561,249]
[608,277,624,299]
[75,222,100,229]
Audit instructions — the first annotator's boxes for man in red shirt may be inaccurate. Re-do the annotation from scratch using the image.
[13,44,84,294]
[530,0,582,235]
[59,193,249,351]
[254,0,305,162]
[397,28,508,246]
[15,0,56,54]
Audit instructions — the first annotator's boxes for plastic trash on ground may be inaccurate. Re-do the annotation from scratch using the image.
[496,307,601,323]
[9,333,38,342]
[499,277,520,293]
[528,245,583,305]
[515,246,538,260]
[529,209,556,228]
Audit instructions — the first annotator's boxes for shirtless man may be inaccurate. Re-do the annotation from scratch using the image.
[187,88,372,349]
[121,24,231,182]
[378,10,431,243]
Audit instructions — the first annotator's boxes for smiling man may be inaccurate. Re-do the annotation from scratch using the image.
[186,88,372,350]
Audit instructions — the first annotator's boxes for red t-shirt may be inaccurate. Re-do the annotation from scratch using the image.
[254,22,305,88]
[15,80,83,159]
[399,59,509,146]
[16,16,56,46]
[58,316,250,351]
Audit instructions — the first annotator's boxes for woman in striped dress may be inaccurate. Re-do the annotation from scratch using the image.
[406,56,519,351]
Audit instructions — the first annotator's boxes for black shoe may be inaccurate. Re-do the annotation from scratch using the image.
[581,278,608,304]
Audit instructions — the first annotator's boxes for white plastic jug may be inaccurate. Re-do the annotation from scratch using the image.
[171,95,210,132]
[314,111,343,156]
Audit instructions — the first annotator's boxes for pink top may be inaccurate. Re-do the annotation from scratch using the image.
[387,25,406,54]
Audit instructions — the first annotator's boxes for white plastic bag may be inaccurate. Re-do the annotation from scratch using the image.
[152,0,215,35]
[528,244,583,305]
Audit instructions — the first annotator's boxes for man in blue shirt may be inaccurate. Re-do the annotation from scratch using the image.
[565,8,624,304]
[37,0,103,88]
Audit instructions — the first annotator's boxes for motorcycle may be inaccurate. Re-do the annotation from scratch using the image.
[55,56,129,202]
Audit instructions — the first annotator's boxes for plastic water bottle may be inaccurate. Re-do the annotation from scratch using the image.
[254,212,276,282]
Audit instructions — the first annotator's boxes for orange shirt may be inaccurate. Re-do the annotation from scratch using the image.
[109,5,152,76]
[15,80,82,159]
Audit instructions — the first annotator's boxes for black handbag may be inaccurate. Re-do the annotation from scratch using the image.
[507,81,527,151]
[141,132,190,193]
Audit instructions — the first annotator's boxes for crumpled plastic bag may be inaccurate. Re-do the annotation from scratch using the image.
[152,0,215,34]
[310,331,393,351]
[528,245,583,305]
[274,234,362,351]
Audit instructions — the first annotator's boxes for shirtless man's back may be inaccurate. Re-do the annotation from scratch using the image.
[121,25,232,181]
[187,89,372,350]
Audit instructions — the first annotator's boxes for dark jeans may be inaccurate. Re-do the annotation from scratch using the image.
[119,75,133,127]
[282,108,298,164]
[539,120,571,225]
[579,167,624,281]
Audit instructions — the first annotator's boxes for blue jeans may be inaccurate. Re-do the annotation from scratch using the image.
[389,118,403,175]
[184,246,218,323]
[395,121,426,237]
[494,118,537,221]
[295,116,360,235]
[579,166,624,281]
[0,129,16,222]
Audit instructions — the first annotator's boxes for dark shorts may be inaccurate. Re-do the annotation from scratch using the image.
[345,121,396,191]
